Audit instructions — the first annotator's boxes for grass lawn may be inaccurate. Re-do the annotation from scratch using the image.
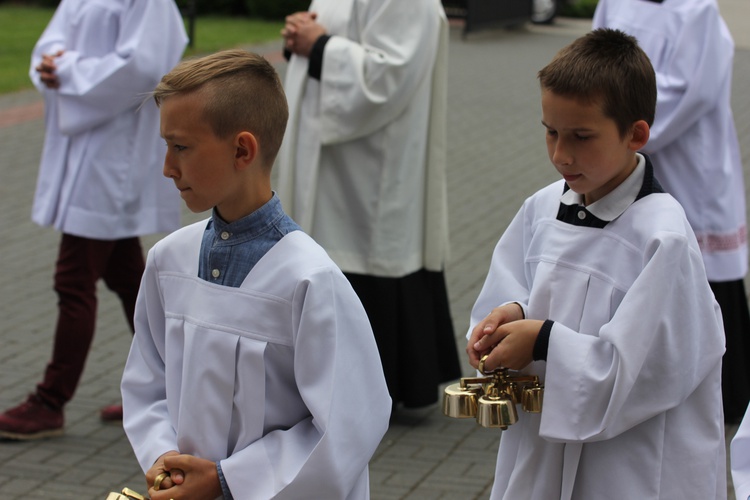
[0,5,284,95]
[183,16,284,57]
[0,6,50,93]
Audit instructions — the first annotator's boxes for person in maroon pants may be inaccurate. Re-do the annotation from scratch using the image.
[0,0,187,440]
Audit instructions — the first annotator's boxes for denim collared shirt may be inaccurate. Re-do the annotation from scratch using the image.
[198,193,301,288]
[197,193,300,499]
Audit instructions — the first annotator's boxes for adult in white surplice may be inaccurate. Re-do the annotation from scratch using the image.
[593,0,750,425]
[278,0,461,409]
[0,0,187,440]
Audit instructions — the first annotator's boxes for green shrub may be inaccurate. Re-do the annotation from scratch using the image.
[0,4,286,94]
[175,0,247,16]
[0,5,53,93]
[245,0,311,20]
[560,0,598,18]
[1,0,313,19]
[174,0,311,18]
[0,0,59,6]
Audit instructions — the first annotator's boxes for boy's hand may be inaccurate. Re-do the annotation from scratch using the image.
[146,450,181,493]
[471,319,544,372]
[467,303,525,369]
[148,453,223,500]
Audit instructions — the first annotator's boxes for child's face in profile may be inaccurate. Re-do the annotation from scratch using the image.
[541,89,640,205]
[160,92,242,217]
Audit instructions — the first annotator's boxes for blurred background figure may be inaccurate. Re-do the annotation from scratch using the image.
[594,0,750,423]
[0,0,187,440]
[278,0,461,410]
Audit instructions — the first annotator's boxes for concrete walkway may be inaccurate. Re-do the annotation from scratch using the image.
[0,7,748,499]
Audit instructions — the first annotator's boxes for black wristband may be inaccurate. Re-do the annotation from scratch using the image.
[532,319,554,361]
[308,34,331,80]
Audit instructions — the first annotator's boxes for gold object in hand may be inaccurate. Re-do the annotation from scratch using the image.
[153,471,171,491]
[105,488,146,500]
[443,354,544,429]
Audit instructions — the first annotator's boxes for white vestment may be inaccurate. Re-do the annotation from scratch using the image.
[470,181,726,499]
[121,221,391,499]
[30,0,187,239]
[593,0,747,281]
[733,406,750,500]
[277,0,449,277]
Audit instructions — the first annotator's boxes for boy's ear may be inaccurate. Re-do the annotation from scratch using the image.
[629,120,650,151]
[234,131,259,170]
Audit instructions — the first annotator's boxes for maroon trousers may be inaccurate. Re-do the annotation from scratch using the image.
[36,234,145,410]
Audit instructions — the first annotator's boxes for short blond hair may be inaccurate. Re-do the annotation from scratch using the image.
[154,49,288,167]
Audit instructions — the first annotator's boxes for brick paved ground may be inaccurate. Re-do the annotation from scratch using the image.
[0,10,748,500]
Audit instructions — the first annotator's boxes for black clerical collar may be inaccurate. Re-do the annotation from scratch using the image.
[557,153,664,228]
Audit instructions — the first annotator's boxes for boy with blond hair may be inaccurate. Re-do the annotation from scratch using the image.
[466,29,726,499]
[121,49,391,500]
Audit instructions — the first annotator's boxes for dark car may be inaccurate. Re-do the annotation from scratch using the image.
[443,0,569,36]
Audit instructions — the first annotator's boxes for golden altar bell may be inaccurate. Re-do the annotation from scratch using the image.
[444,355,543,430]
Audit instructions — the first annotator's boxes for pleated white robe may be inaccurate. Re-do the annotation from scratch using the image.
[277,0,449,277]
[470,181,726,499]
[122,221,391,499]
[593,0,747,281]
[29,0,187,239]
[732,406,750,500]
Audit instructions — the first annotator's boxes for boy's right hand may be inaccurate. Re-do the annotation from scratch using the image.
[466,303,524,369]
[146,450,181,493]
[147,453,223,500]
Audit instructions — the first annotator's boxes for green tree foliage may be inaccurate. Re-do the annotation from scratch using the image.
[0,0,59,6]
[1,0,307,17]
[245,0,312,19]
[175,0,246,15]
[560,0,598,18]
[174,0,310,18]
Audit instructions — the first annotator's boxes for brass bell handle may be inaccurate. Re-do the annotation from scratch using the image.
[478,354,489,374]
[479,353,502,375]
[105,488,146,500]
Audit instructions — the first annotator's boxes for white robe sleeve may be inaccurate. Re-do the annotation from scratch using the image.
[644,5,733,152]
[590,0,608,29]
[593,1,733,152]
[733,405,750,500]
[318,0,442,144]
[219,268,391,498]
[542,231,724,442]
[468,200,535,336]
[121,248,179,468]
[30,0,187,136]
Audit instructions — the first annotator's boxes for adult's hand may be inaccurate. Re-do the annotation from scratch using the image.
[35,50,64,89]
[282,11,327,58]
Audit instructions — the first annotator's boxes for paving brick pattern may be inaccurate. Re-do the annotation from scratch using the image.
[0,14,748,500]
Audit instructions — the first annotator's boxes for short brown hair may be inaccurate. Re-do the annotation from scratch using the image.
[538,28,656,137]
[154,49,288,167]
